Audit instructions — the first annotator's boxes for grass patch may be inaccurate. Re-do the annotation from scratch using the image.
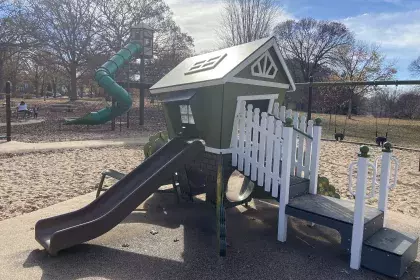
[313,113,420,149]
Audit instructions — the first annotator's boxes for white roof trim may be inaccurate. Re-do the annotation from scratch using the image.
[149,79,223,94]
[230,77,290,89]
[224,37,296,91]
[272,40,296,91]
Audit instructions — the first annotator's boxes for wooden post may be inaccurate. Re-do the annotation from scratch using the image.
[350,146,370,270]
[309,118,322,194]
[5,81,11,141]
[278,118,293,242]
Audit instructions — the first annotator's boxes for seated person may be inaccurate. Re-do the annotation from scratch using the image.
[16,101,31,117]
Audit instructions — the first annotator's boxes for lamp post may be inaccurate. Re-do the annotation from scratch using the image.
[130,23,154,126]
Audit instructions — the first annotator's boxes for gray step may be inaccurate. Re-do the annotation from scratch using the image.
[362,228,419,278]
[286,194,384,250]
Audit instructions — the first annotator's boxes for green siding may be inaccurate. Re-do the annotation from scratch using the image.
[235,47,289,84]
[190,85,224,148]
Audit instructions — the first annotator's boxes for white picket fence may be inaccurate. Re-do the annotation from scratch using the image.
[231,101,322,196]
[231,101,293,198]
[231,100,322,243]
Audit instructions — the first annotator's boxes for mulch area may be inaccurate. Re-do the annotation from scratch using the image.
[0,96,166,142]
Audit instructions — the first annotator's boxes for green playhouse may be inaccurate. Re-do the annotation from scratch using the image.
[34,37,418,278]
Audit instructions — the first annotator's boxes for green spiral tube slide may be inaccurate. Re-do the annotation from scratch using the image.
[65,42,142,125]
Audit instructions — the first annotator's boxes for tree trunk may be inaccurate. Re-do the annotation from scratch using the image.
[347,95,353,119]
[0,59,4,94]
[52,78,57,98]
[70,62,78,100]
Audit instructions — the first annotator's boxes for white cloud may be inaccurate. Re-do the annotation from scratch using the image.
[341,9,420,78]
[166,0,293,53]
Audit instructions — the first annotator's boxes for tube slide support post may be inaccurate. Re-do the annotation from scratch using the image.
[139,57,145,126]
[216,154,226,256]
[5,81,11,141]
[378,142,392,227]
[350,146,370,270]
[278,118,293,242]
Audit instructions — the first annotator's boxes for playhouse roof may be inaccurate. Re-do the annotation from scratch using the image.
[150,37,296,94]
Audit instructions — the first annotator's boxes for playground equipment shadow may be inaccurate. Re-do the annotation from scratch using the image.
[1,191,419,279]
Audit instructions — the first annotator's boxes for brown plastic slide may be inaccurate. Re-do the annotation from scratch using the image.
[35,138,204,256]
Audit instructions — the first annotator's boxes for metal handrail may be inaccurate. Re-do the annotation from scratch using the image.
[389,156,399,189]
[268,113,313,140]
[374,155,399,189]
[348,161,377,199]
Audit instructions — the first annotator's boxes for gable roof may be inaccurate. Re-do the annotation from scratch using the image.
[150,37,296,94]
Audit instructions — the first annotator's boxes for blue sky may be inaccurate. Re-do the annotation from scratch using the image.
[166,0,420,79]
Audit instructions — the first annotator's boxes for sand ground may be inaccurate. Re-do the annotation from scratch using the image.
[319,141,420,217]
[0,146,144,221]
[0,140,419,221]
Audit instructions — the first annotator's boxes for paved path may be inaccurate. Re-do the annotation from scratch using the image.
[0,118,46,127]
[0,137,148,155]
[0,192,418,280]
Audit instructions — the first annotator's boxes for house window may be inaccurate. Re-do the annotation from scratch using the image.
[180,105,195,124]
[251,51,278,79]
[185,53,227,75]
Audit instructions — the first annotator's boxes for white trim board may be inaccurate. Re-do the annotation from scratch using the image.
[230,94,278,148]
[230,77,290,89]
[237,94,278,101]
[204,146,232,154]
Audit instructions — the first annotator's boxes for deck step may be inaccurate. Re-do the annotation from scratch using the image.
[286,194,384,250]
[362,228,419,278]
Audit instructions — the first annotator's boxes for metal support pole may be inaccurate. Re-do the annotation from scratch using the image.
[111,97,116,131]
[139,57,145,125]
[307,76,313,121]
[216,154,226,256]
[5,81,12,141]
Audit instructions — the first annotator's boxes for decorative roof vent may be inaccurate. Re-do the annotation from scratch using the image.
[185,53,227,75]
[251,51,278,79]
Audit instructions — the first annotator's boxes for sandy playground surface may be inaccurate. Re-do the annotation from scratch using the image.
[0,146,144,221]
[0,141,419,221]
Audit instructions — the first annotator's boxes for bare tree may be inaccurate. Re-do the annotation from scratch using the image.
[0,1,36,91]
[27,0,98,100]
[409,57,420,77]
[217,0,281,47]
[335,42,396,118]
[274,18,353,82]
[96,0,194,83]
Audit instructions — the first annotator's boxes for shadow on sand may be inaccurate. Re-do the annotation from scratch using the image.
[23,194,420,280]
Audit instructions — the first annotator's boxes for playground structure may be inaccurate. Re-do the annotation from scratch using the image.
[34,37,418,277]
[65,24,154,126]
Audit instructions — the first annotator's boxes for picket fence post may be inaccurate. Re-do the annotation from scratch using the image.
[350,146,370,270]
[309,118,322,194]
[277,118,293,242]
